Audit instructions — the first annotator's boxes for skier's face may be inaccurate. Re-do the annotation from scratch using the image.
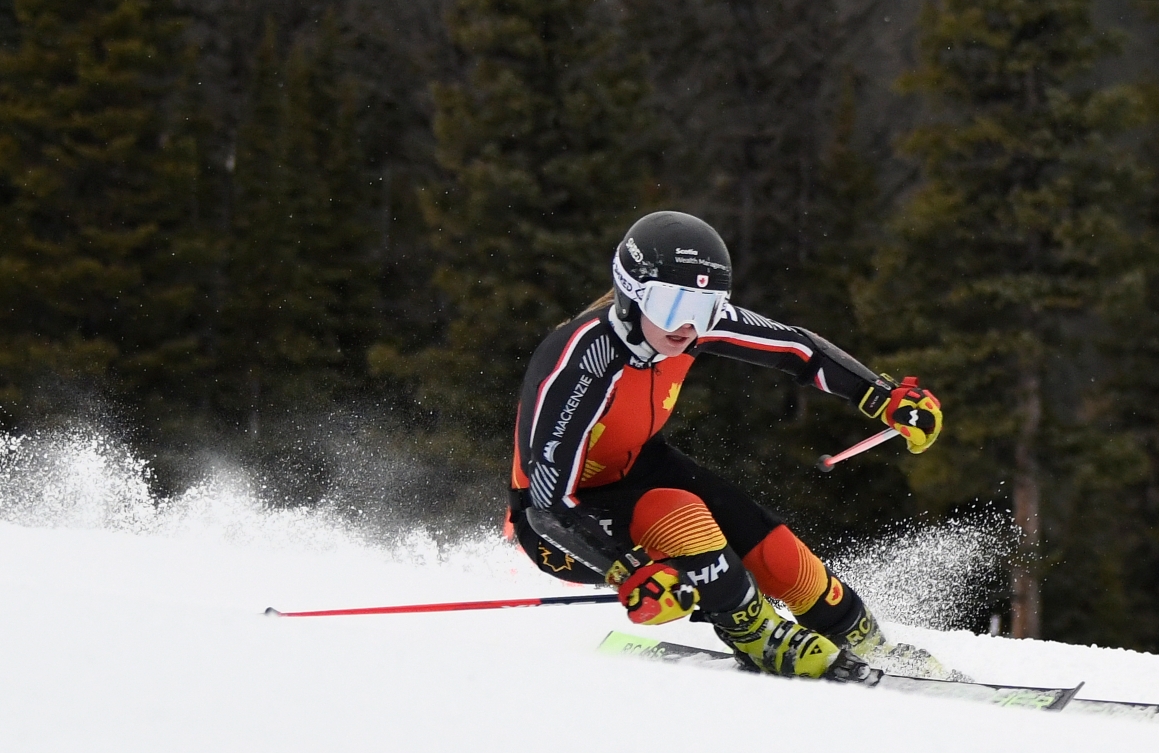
[640,315,697,356]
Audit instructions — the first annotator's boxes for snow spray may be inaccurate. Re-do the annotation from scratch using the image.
[828,514,1018,631]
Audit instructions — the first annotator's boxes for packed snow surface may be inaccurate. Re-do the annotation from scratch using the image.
[1,430,1156,752]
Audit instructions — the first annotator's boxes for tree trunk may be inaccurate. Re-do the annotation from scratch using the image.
[1010,367,1042,638]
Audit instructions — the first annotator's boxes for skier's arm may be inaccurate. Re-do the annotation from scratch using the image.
[694,305,942,452]
[692,304,880,402]
[521,329,620,513]
[515,324,637,572]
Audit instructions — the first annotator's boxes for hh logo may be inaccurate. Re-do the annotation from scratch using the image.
[687,553,729,586]
[825,577,845,606]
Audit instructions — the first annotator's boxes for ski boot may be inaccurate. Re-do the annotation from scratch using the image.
[839,606,970,682]
[708,585,871,682]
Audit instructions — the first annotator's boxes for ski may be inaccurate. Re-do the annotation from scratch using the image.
[1067,697,1159,721]
[596,631,1146,716]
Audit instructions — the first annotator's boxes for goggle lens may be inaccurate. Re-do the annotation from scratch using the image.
[639,283,727,336]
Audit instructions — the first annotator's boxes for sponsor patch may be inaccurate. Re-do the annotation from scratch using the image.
[674,256,729,271]
[552,374,593,438]
[626,237,644,263]
[825,577,845,606]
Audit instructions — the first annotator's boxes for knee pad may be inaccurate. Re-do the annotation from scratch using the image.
[741,524,830,615]
[629,488,727,558]
[630,489,748,613]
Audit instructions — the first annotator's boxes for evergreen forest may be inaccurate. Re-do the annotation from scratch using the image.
[3,0,1159,651]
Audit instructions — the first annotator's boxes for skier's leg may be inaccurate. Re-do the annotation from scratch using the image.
[628,488,863,680]
[742,523,967,680]
[612,439,963,679]
[632,440,874,632]
[627,487,749,613]
[630,441,889,652]
[740,523,865,635]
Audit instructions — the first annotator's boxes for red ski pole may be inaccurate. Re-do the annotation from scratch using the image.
[815,428,900,473]
[264,592,619,618]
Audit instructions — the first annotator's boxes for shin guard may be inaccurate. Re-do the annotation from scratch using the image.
[741,525,830,614]
[741,524,867,638]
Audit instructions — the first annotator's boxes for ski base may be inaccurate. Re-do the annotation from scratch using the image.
[598,631,1156,719]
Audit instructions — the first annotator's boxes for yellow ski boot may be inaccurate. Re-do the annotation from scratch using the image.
[841,607,970,682]
[710,586,870,681]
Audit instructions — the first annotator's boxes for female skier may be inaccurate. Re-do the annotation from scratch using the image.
[507,211,944,681]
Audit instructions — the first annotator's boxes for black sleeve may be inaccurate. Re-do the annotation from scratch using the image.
[519,321,622,511]
[692,304,885,408]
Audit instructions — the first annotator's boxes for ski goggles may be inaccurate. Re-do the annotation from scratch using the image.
[638,282,728,336]
[614,252,729,336]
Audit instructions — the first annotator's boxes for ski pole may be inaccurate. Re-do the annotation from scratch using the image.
[815,428,900,473]
[264,592,620,618]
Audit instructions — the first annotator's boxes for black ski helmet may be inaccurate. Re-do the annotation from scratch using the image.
[612,211,732,324]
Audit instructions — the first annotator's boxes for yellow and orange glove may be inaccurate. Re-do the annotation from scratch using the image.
[858,375,943,454]
[605,546,699,625]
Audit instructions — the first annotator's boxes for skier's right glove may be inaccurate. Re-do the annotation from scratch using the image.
[858,375,942,454]
[606,546,699,625]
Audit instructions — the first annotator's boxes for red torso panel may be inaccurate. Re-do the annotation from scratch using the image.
[578,354,694,487]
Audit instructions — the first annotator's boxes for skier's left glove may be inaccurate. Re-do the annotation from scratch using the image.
[606,546,699,625]
[858,375,942,454]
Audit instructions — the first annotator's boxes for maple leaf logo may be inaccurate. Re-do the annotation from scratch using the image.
[538,544,574,573]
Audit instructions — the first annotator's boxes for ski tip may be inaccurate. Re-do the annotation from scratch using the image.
[816,455,834,473]
[263,607,283,617]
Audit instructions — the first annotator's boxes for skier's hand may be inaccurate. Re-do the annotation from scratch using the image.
[859,375,942,454]
[885,376,942,453]
[606,546,699,625]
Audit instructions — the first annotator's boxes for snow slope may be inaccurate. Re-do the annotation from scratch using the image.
[1,431,1156,752]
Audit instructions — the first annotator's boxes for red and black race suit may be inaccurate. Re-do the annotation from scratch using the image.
[510,303,881,513]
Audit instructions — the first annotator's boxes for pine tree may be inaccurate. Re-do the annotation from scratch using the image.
[390,0,654,463]
[1087,0,1159,651]
[0,0,197,425]
[212,16,379,434]
[282,14,381,388]
[861,0,1146,639]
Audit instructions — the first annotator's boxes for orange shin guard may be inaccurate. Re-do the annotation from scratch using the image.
[741,525,830,615]
[629,488,727,559]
